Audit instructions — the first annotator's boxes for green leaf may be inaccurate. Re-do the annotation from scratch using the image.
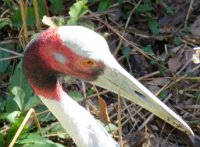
[173,36,181,45]
[68,91,84,101]
[12,9,21,27]
[57,17,65,27]
[150,60,156,65]
[142,45,154,55]
[9,61,32,98]
[136,0,153,12]
[49,0,64,14]
[24,95,41,112]
[97,0,112,12]
[49,123,65,133]
[37,105,56,122]
[0,44,14,73]
[67,0,88,25]
[12,86,25,111]
[148,19,159,35]
[0,111,21,123]
[0,50,10,72]
[165,6,173,14]
[122,47,131,60]
[159,90,169,100]
[3,97,18,112]
[183,24,190,34]
[0,18,11,29]
[48,123,66,139]
[0,133,4,147]
[105,123,118,132]
[38,0,47,17]
[18,133,47,144]
[17,133,65,147]
[6,117,24,144]
[98,120,117,132]
[159,67,165,76]
[12,8,36,28]
[4,111,21,123]
[9,61,40,112]
[86,89,95,96]
[30,33,40,41]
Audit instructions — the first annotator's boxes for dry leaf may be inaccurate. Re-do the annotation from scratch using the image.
[42,16,57,28]
[184,17,200,44]
[167,58,182,72]
[98,97,110,125]
[147,78,170,86]
[190,16,200,37]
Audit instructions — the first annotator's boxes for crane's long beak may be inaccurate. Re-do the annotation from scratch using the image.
[90,56,194,136]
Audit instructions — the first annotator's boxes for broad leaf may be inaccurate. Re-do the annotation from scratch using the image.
[148,19,159,35]
[0,50,10,72]
[97,0,112,12]
[12,8,36,28]
[17,133,65,147]
[0,18,11,29]
[142,45,154,55]
[122,47,131,60]
[136,0,153,12]
[9,62,40,112]
[49,0,64,14]
[12,86,25,111]
[67,0,88,25]
[68,91,84,101]
[9,61,32,100]
[0,133,4,147]
[0,111,21,123]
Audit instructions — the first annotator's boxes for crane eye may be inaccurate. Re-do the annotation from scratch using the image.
[82,59,95,66]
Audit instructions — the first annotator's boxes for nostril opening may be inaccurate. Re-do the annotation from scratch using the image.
[135,91,146,100]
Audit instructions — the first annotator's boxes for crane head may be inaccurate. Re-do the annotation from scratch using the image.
[23,26,194,137]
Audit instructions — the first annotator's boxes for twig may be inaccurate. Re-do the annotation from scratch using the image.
[33,0,41,32]
[165,64,200,90]
[155,82,171,96]
[0,56,21,61]
[176,58,192,75]
[85,90,109,100]
[184,0,194,28]
[122,99,136,123]
[117,91,123,147]
[138,71,160,81]
[43,0,49,17]
[19,0,28,43]
[9,108,41,147]
[81,81,86,98]
[0,47,23,56]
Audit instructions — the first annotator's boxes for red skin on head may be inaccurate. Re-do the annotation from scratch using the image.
[23,28,104,101]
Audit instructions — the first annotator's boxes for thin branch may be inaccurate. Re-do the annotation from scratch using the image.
[33,0,41,32]
[0,47,23,56]
[117,91,123,147]
[184,0,194,28]
[9,108,41,147]
[19,0,28,43]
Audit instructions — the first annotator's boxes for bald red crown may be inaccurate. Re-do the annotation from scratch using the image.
[23,28,104,100]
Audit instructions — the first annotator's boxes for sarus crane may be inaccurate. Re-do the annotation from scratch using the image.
[23,26,195,147]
